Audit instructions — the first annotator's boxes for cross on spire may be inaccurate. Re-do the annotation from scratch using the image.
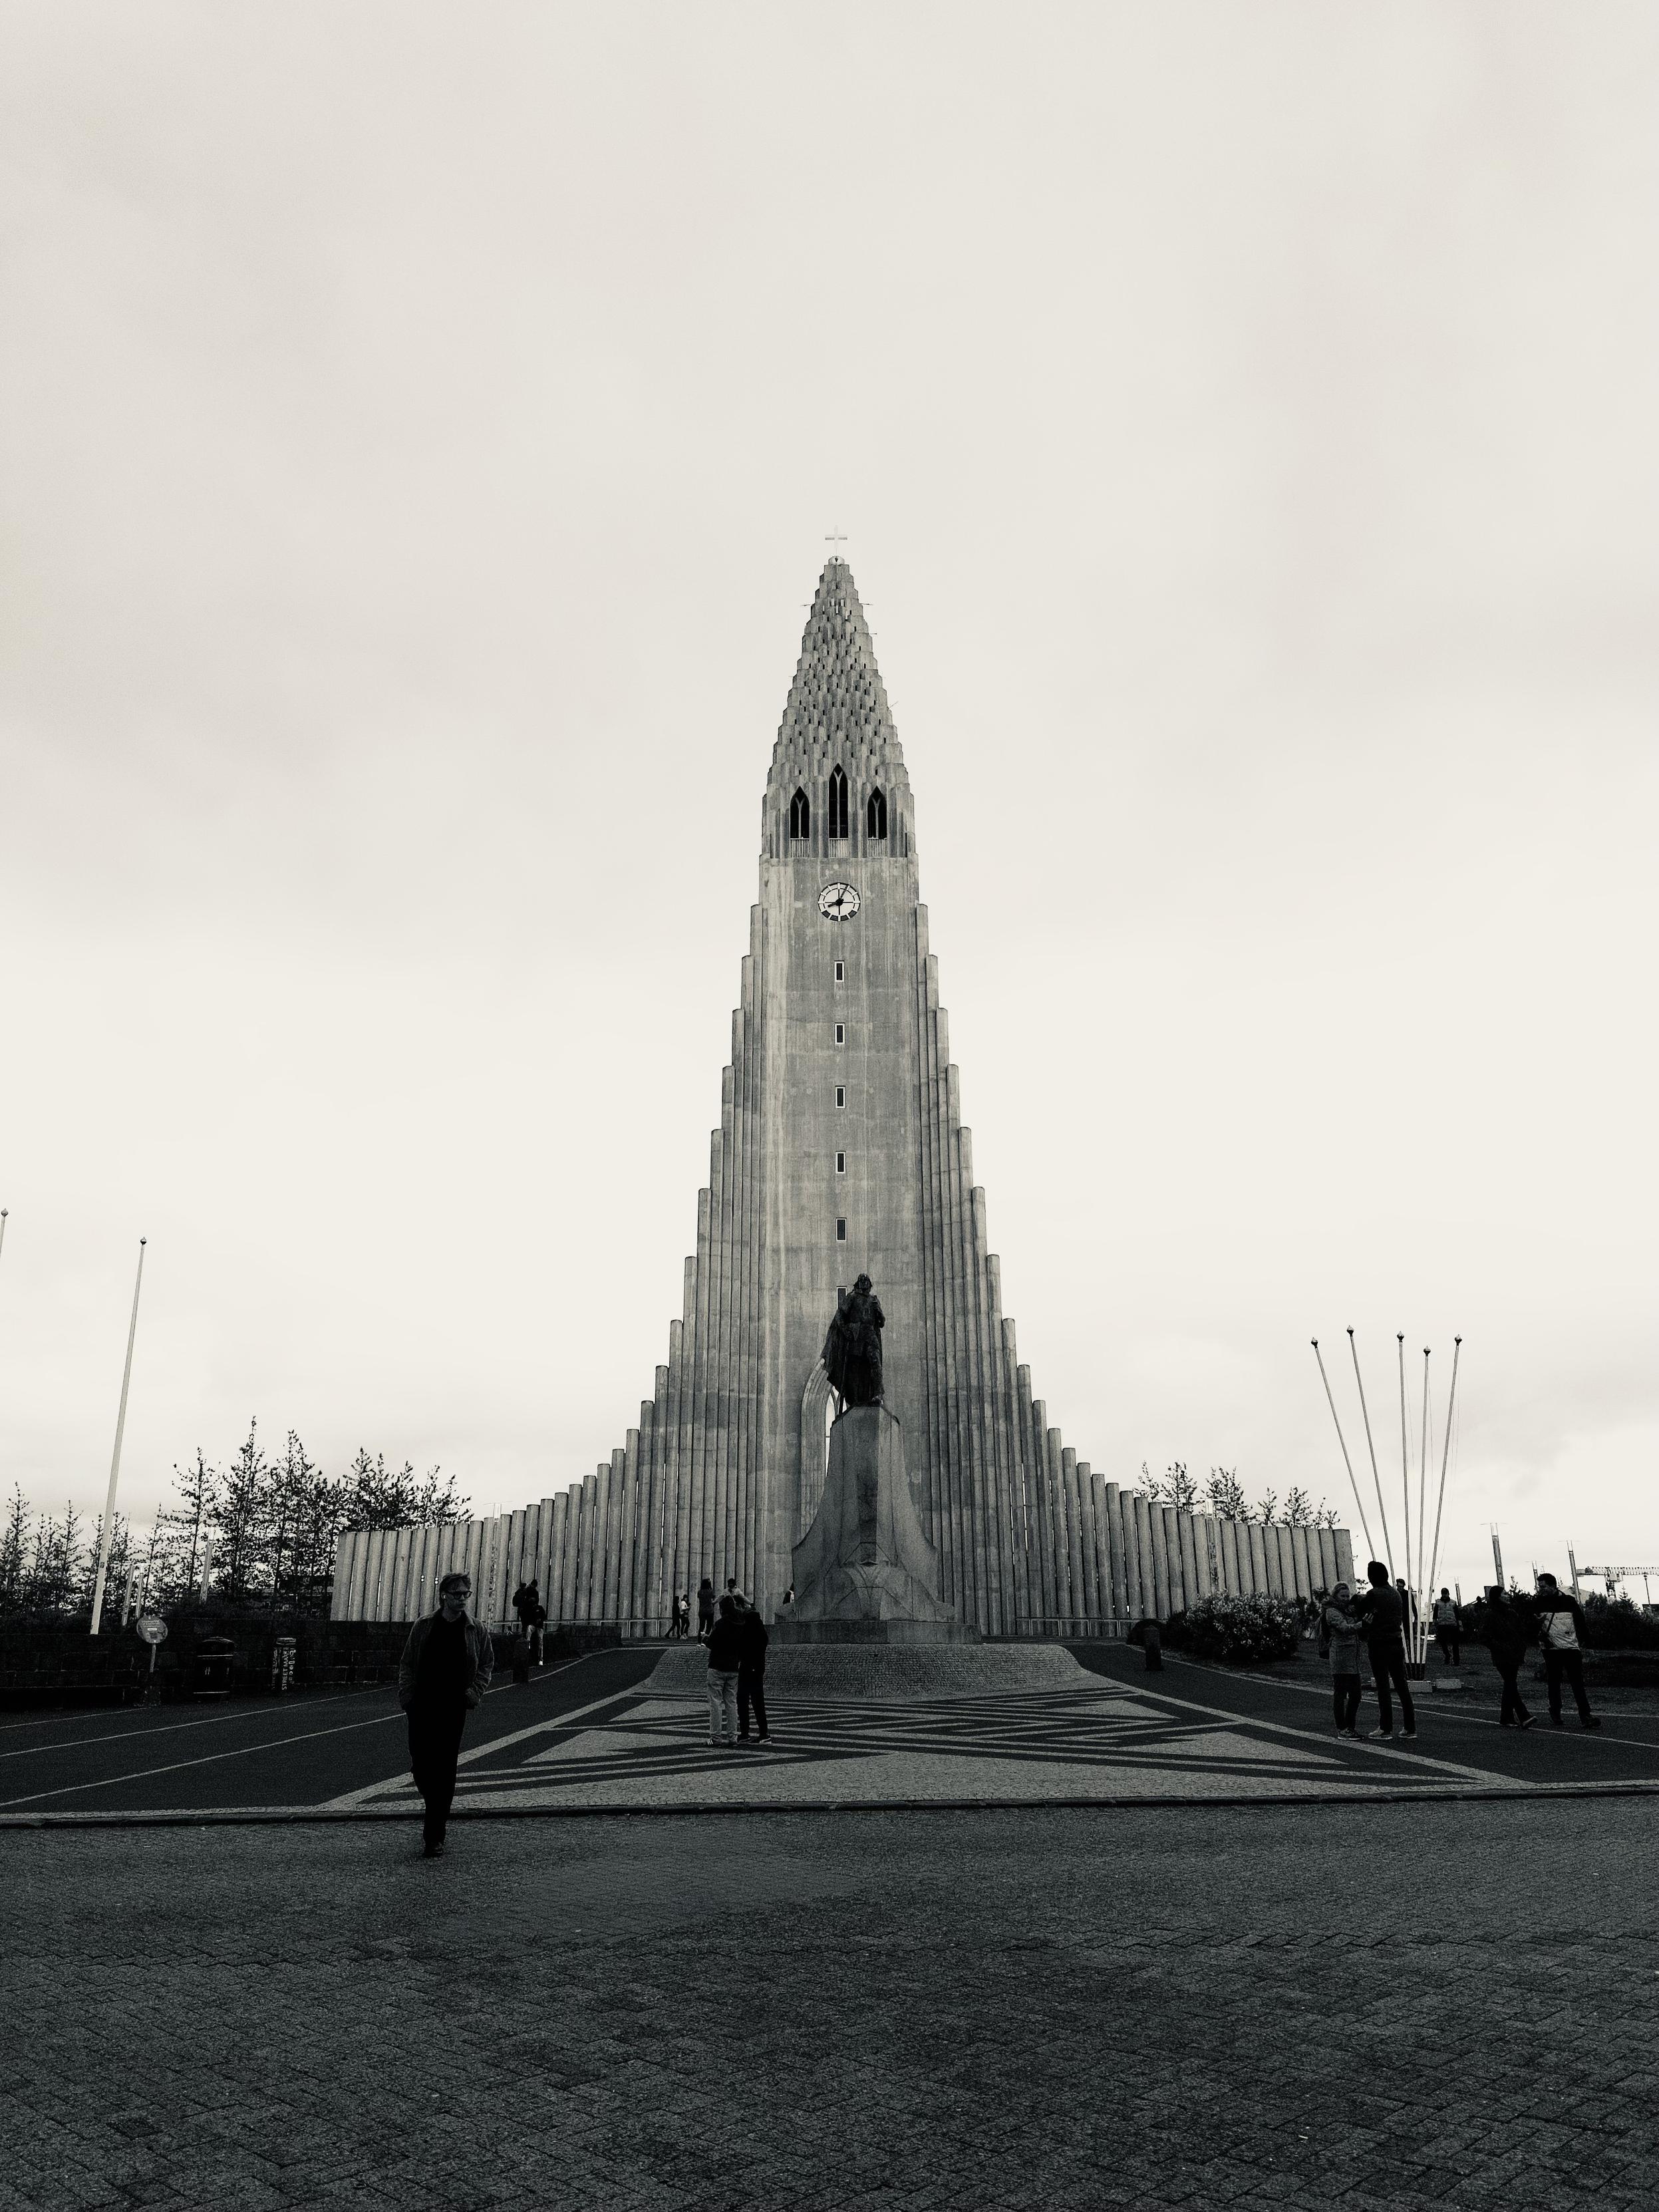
[824,526,848,561]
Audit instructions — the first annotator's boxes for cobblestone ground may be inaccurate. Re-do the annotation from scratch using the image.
[4,1798,1654,2211]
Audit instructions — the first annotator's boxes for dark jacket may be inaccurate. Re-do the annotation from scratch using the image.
[397,1611,495,1711]
[705,1614,746,1671]
[1483,1597,1532,1670]
[1355,1581,1404,1650]
[738,1609,770,1680]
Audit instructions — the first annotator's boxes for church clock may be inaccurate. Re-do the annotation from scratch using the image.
[819,881,861,921]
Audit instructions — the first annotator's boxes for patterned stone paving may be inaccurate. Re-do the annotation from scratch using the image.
[328,1676,1509,1816]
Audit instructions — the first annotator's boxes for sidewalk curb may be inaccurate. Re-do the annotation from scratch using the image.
[3,1778,1655,1829]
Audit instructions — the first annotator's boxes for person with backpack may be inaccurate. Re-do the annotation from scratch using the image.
[1354,1559,1417,1742]
[696,1578,716,1643]
[1482,1585,1535,1728]
[1320,1581,1365,1738]
[704,1592,744,1747]
[736,1596,772,1746]
[1534,1573,1602,1730]
[1431,1589,1461,1666]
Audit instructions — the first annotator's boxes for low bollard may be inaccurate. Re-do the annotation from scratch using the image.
[1142,1621,1163,1671]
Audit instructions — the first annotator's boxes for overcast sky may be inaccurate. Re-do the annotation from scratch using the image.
[2,3,1655,1601]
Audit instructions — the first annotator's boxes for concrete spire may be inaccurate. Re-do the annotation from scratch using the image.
[764,558,913,861]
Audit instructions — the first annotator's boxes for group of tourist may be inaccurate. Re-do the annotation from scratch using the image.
[1318,1564,1601,1738]
[692,1577,774,1747]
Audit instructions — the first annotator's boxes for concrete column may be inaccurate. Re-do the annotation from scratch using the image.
[1334,1528,1356,1586]
[1159,1507,1183,1613]
[1060,1446,1087,1625]
[1131,1494,1159,1620]
[1074,1462,1102,1624]
[1175,1509,1200,1612]
[549,1493,571,1622]
[1290,1525,1313,1599]
[667,1309,690,1604]
[569,1482,590,1623]
[1245,1521,1269,1597]
[1100,1482,1123,1620]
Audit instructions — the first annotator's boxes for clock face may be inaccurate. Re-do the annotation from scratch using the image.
[819,881,861,922]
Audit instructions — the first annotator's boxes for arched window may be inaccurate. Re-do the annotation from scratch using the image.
[828,766,849,840]
[866,787,887,840]
[788,788,810,839]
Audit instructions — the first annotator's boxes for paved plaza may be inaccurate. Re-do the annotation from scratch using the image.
[3,1645,1656,2209]
[5,1794,1655,2212]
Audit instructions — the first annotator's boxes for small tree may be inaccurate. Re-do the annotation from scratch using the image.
[1205,1468,1250,1521]
[210,1420,271,1603]
[339,1450,467,1531]
[1282,1488,1314,1529]
[1142,1461,1201,1513]
[1257,1489,1280,1525]
[0,1484,28,1614]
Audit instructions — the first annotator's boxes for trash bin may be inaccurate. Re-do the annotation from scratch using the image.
[192,1635,235,1700]
[271,1636,298,1694]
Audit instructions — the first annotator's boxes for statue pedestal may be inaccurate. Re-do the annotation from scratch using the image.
[774,1404,979,1646]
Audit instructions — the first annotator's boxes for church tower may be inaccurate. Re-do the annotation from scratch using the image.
[579,553,1095,1635]
[331,555,1358,1633]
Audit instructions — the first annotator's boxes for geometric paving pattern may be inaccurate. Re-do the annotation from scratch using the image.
[329,1678,1509,1815]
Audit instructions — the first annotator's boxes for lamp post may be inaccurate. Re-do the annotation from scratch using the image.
[89,1239,146,1637]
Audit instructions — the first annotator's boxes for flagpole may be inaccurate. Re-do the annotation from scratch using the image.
[89,1238,146,1637]
[1396,1334,1413,1611]
[1311,1341,1375,1559]
[1417,1348,1431,1662]
[1426,1337,1462,1597]
[1348,1329,1394,1573]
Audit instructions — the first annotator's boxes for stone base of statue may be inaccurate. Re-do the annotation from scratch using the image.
[772,1404,979,1646]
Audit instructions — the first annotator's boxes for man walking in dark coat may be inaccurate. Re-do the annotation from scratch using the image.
[1354,1559,1417,1742]
[736,1597,772,1746]
[398,1571,494,1856]
[1535,1573,1601,1729]
[1483,1585,1535,1728]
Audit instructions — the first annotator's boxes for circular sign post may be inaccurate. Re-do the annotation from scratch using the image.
[135,1615,168,1699]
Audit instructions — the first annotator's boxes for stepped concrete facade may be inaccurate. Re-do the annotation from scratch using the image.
[333,558,1354,1633]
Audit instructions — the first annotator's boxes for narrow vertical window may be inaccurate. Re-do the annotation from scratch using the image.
[866,787,887,840]
[835,1152,846,1174]
[833,1023,844,1045]
[833,960,844,983]
[835,1219,847,1242]
[828,766,848,840]
[835,1086,845,1108]
[789,788,810,839]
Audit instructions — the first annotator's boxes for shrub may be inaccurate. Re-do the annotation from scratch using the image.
[1183,1592,1302,1666]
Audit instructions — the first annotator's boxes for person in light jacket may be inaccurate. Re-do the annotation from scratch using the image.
[1322,1582,1365,1738]
[397,1573,495,1857]
[704,1593,744,1747]
[1534,1573,1601,1730]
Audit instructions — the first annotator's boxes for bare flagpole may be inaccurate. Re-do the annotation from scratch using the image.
[1348,1329,1394,1573]
[1311,1341,1375,1559]
[89,1238,146,1637]
[1426,1337,1462,1599]
[1418,1348,1432,1655]
[1396,1335,1414,1611]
